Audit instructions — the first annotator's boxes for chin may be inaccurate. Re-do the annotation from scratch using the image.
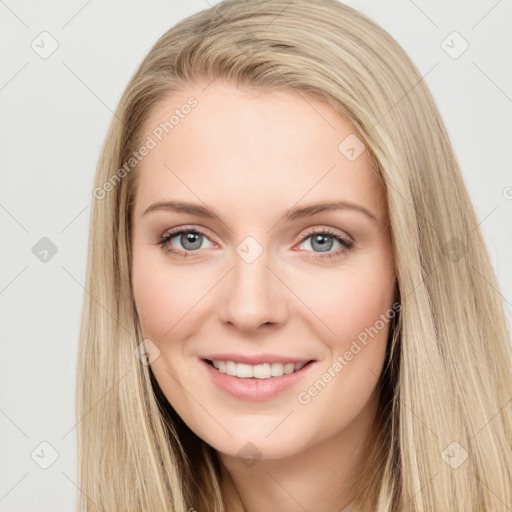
[207,428,309,463]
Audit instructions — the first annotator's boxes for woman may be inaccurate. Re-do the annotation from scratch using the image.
[77,0,512,510]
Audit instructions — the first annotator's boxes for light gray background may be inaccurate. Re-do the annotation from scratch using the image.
[0,1,511,510]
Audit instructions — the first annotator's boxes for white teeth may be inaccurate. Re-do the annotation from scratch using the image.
[236,363,253,378]
[210,360,309,379]
[270,363,284,377]
[226,361,237,375]
[253,364,271,379]
[283,363,295,375]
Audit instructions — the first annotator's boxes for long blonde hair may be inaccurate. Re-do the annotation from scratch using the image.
[76,0,512,510]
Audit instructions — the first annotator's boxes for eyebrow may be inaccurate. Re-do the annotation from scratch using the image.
[141,199,377,222]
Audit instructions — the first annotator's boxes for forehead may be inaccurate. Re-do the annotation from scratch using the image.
[133,81,386,223]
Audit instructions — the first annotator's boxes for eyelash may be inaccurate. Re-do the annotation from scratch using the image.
[157,226,354,260]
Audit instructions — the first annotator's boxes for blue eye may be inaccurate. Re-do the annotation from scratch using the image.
[298,228,354,260]
[157,227,354,260]
[158,228,213,258]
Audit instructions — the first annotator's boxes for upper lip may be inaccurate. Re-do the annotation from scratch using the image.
[202,353,314,365]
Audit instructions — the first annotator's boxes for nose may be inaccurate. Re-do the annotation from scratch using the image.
[217,249,288,333]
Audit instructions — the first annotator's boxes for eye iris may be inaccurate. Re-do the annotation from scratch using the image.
[311,233,334,252]
[181,232,202,250]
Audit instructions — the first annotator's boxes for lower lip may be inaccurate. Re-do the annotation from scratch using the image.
[201,359,317,401]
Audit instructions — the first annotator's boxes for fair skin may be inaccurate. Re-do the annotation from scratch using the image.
[131,80,396,512]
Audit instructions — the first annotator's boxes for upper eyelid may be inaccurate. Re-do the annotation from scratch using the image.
[162,226,216,244]
[161,225,352,245]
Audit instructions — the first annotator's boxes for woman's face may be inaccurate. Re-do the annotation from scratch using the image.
[131,80,396,461]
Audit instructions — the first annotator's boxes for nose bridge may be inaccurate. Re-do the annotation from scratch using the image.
[218,235,286,331]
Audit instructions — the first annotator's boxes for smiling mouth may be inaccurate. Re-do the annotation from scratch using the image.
[204,359,314,379]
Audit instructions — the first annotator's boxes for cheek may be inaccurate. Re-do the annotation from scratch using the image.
[293,263,395,350]
[291,273,394,437]
[337,281,391,344]
[132,249,203,340]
